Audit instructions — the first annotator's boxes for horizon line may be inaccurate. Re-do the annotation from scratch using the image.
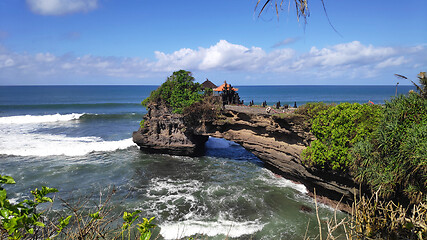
[0,84,414,87]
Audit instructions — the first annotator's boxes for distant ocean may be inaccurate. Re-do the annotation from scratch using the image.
[0,85,414,239]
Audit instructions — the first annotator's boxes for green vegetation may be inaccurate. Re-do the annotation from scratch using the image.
[352,92,427,202]
[395,72,427,99]
[301,89,426,200]
[1,176,54,239]
[142,70,205,114]
[0,175,156,240]
[139,119,145,128]
[182,95,221,127]
[299,83,427,238]
[302,102,382,171]
[0,175,60,240]
[293,102,331,120]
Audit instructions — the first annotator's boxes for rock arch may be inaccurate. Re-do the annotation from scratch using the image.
[133,105,358,209]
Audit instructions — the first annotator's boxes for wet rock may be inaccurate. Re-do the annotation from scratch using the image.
[134,103,359,210]
[299,205,313,213]
[132,103,208,157]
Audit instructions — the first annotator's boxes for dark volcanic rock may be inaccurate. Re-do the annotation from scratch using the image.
[197,107,359,208]
[132,103,208,156]
[134,103,359,210]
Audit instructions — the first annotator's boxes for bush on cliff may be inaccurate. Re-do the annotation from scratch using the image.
[301,88,427,203]
[142,70,204,114]
[302,102,383,171]
[293,102,332,121]
[183,95,221,127]
[352,92,427,202]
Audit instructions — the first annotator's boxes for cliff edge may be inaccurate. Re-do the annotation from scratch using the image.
[132,102,208,157]
[133,103,358,209]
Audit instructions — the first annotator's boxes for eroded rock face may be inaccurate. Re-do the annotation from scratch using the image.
[133,104,359,208]
[132,103,208,156]
[197,107,359,206]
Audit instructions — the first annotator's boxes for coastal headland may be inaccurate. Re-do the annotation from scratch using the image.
[133,102,358,211]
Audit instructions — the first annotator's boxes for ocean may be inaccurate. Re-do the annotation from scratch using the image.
[0,85,414,239]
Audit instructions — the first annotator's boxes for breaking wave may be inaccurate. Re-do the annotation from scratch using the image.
[159,219,265,239]
[0,113,136,156]
[0,113,84,124]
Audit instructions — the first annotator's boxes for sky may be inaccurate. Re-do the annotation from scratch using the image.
[0,0,426,85]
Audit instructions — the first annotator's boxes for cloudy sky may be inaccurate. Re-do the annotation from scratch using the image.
[0,0,426,85]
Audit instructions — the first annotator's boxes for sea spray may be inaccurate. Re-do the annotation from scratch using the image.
[0,86,352,239]
[0,113,84,124]
[0,113,136,156]
[159,219,265,239]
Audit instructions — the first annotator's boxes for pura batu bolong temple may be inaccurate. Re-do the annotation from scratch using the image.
[133,71,360,211]
[201,79,217,90]
[213,81,242,105]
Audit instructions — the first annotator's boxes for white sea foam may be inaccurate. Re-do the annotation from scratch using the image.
[205,137,237,149]
[0,113,135,156]
[0,113,84,124]
[0,133,135,156]
[260,168,308,194]
[144,178,203,218]
[159,219,265,239]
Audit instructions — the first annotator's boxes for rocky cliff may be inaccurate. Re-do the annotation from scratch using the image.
[132,102,208,156]
[133,103,359,209]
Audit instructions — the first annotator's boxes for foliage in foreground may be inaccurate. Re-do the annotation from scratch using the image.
[312,191,427,240]
[302,102,383,171]
[141,70,205,114]
[301,87,427,203]
[352,92,427,202]
[0,175,59,239]
[0,175,156,240]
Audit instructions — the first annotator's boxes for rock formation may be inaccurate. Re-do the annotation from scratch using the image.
[133,103,359,209]
[132,102,208,156]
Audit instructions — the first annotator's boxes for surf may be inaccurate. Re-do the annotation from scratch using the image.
[0,113,136,156]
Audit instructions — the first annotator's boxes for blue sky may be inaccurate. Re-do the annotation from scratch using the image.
[0,0,426,85]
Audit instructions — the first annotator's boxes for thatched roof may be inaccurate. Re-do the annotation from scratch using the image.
[201,79,217,89]
[213,81,238,92]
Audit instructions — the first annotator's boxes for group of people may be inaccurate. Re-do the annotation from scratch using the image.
[248,100,298,109]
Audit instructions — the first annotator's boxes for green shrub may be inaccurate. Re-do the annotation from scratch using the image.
[142,70,204,114]
[183,95,221,127]
[294,102,333,120]
[0,175,62,240]
[352,93,427,201]
[302,102,383,171]
[1,175,157,240]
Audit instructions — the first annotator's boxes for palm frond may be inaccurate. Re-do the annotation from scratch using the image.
[394,74,408,80]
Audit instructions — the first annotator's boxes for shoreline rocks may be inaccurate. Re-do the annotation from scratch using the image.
[132,103,209,157]
[133,103,360,211]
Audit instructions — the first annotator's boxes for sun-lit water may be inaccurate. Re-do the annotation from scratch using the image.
[0,85,414,239]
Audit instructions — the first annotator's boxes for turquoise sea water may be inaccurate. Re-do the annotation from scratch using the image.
[0,85,414,239]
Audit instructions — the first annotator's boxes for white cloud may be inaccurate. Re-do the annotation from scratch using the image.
[376,56,407,68]
[35,53,56,62]
[26,0,98,16]
[292,41,396,70]
[272,37,301,48]
[0,40,425,84]
[152,40,267,72]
